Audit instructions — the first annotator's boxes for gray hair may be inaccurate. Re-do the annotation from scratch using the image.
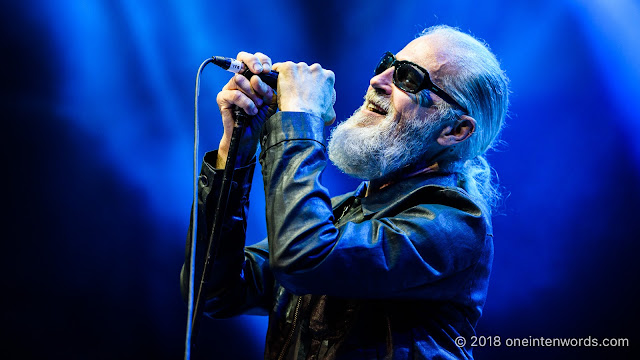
[419,25,510,215]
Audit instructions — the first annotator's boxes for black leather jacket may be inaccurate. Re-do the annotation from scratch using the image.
[182,112,493,359]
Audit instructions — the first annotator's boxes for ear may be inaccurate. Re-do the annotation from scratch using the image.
[436,115,476,147]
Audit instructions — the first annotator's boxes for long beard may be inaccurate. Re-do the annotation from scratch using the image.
[327,96,441,181]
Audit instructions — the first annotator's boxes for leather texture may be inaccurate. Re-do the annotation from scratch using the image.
[182,112,493,359]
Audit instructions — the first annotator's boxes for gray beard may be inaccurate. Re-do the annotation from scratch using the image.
[327,104,440,181]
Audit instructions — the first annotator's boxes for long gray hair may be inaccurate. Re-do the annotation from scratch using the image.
[420,25,510,215]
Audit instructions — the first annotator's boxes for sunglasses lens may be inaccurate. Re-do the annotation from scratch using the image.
[375,53,395,75]
[395,63,425,93]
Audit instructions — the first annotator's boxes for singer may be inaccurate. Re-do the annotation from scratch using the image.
[181,25,509,359]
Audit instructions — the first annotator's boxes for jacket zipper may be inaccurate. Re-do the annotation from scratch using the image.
[278,296,302,360]
[335,203,351,226]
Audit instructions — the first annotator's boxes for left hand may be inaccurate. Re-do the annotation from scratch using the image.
[272,62,336,125]
[216,51,276,168]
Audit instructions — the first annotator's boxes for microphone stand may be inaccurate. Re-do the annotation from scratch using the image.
[189,107,250,357]
[186,58,277,359]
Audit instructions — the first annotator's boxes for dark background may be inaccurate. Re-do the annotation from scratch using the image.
[3,0,638,359]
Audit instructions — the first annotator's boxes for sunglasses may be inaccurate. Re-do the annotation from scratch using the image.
[375,51,467,113]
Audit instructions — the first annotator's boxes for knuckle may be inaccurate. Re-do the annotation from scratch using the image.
[232,77,244,91]
[235,74,247,86]
[231,90,244,103]
[230,75,239,87]
[259,80,270,92]
[255,52,271,62]
[281,61,295,72]
[326,70,335,82]
[240,76,256,92]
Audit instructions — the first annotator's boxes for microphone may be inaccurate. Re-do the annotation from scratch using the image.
[210,56,278,89]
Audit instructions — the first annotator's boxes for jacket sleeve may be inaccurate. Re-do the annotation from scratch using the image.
[180,150,274,318]
[259,112,488,300]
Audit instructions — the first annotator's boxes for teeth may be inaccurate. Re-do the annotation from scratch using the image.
[367,102,386,115]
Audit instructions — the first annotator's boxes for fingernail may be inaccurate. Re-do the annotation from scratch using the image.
[251,107,258,115]
[254,63,263,72]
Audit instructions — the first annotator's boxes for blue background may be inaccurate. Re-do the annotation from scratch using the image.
[3,0,638,359]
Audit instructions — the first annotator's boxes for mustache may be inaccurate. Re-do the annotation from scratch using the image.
[364,89,392,114]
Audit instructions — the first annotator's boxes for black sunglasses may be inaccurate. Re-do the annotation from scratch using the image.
[375,51,467,113]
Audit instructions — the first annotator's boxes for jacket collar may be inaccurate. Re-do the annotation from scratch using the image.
[359,171,461,216]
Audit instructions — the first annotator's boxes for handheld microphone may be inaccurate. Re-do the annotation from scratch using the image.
[210,56,278,89]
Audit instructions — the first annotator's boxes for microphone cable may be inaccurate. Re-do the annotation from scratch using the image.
[184,57,214,360]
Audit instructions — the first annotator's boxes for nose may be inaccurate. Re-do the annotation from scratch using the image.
[369,67,394,95]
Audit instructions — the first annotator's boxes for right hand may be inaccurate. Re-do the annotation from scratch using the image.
[272,61,336,126]
[216,51,277,169]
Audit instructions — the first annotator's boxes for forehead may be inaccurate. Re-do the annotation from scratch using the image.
[396,35,451,75]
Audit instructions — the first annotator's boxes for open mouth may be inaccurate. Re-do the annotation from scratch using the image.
[366,101,388,116]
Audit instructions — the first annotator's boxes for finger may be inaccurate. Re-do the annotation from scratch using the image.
[324,108,336,126]
[296,62,309,71]
[325,69,335,85]
[254,52,272,73]
[237,51,263,73]
[309,63,322,71]
[271,61,294,73]
[250,76,274,104]
[227,74,264,107]
[221,72,248,91]
[217,89,259,115]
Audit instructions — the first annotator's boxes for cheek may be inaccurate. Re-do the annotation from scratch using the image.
[391,91,418,121]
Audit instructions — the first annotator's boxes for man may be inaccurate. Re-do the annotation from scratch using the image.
[182,25,509,359]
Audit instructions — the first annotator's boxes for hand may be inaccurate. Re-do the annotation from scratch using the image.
[271,62,336,126]
[216,52,276,168]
